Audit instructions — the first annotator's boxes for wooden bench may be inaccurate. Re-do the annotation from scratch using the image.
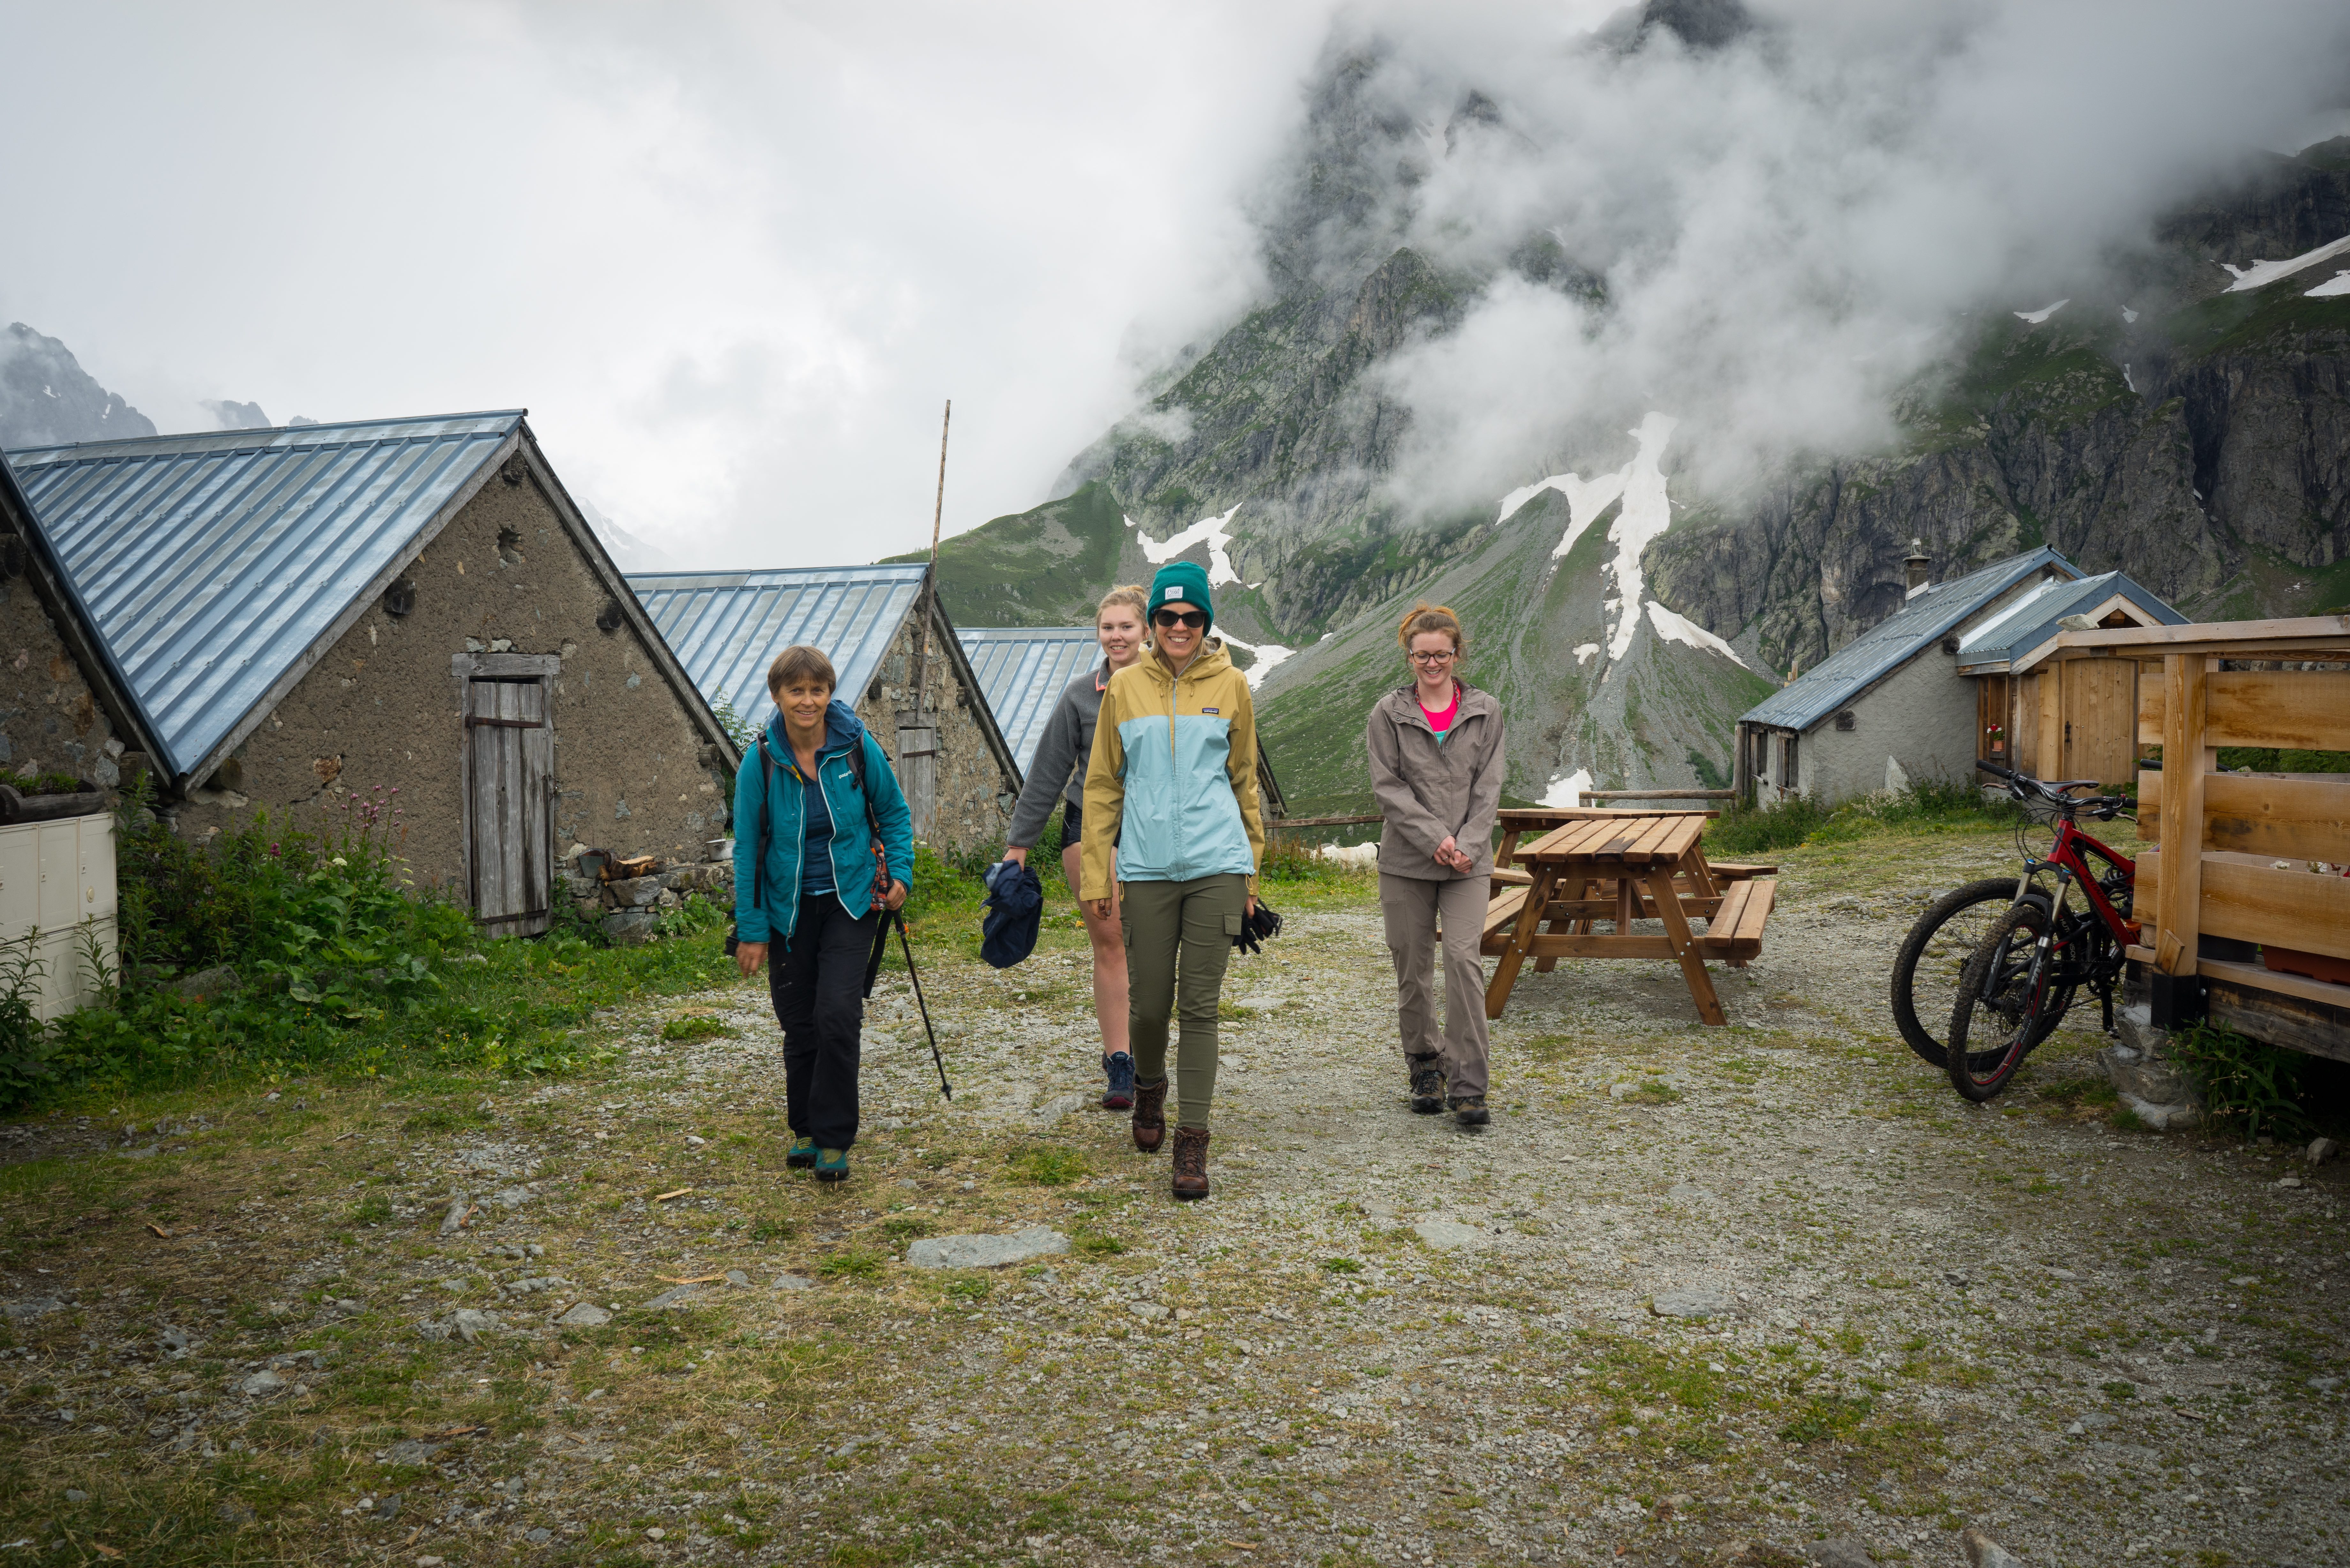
[1478,811,1778,1025]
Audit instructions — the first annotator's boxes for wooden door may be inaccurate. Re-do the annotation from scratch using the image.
[466,676,553,935]
[897,724,936,841]
[2062,658,2136,787]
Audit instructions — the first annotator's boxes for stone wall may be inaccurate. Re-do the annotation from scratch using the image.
[851,610,1018,856]
[0,571,124,791]
[172,452,732,898]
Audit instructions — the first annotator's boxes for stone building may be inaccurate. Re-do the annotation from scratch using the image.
[7,412,739,936]
[1736,544,2182,806]
[629,565,1022,855]
[0,450,160,789]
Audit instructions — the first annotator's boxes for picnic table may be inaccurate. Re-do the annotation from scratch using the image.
[1479,809,1777,1026]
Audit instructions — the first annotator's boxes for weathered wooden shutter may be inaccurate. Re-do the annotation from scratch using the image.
[456,657,557,937]
[897,723,936,841]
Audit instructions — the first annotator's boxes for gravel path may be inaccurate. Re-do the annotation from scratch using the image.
[1,826,2343,1567]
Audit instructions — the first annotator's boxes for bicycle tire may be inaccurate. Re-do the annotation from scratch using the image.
[1946,901,2068,1102]
[1889,878,2023,1067]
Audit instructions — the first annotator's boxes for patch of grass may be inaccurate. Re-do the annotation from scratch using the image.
[1779,1390,1875,1444]
[1319,1257,1363,1274]
[880,1215,932,1241]
[1007,1147,1088,1187]
[1618,1079,1683,1106]
[402,1105,489,1135]
[346,1191,393,1226]
[819,1248,884,1281]
[660,1014,740,1043]
[2171,1021,2314,1142]
[944,1277,992,1302]
[1073,1230,1126,1257]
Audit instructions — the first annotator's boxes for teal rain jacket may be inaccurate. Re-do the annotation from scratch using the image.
[732,701,915,943]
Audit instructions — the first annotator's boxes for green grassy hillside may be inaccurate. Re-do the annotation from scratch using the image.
[885,481,1131,628]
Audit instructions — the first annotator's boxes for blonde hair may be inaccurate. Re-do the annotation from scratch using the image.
[766,643,838,695]
[1397,602,1466,657]
[1097,584,1149,625]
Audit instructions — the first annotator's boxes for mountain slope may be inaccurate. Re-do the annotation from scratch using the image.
[0,322,156,449]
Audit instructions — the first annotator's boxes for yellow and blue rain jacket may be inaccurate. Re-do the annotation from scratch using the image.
[1079,638,1264,901]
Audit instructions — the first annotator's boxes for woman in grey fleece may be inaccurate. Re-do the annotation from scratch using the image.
[1367,603,1506,1127]
[1001,584,1151,1110]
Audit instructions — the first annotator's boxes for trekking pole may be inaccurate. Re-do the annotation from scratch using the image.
[893,908,952,1100]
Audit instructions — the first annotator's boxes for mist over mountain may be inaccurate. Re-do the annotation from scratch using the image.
[0,321,156,449]
[924,0,2350,808]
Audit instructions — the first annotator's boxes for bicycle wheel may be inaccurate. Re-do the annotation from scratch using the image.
[1946,901,2067,1101]
[1889,878,2021,1067]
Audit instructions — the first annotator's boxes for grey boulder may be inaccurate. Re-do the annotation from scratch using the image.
[1960,1525,2026,1568]
[1650,1287,1734,1320]
[1805,1540,1879,1568]
[555,1303,611,1327]
[904,1226,1071,1270]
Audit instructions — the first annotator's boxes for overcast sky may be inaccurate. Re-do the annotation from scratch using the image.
[5,2,2345,571]
[0,1,1342,566]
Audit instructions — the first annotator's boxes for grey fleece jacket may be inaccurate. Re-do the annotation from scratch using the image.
[1006,661,1109,849]
[1365,681,1505,880]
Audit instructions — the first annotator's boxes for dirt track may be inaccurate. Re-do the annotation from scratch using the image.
[2,824,2343,1566]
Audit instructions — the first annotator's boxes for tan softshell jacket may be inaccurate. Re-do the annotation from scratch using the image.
[1366,681,1505,880]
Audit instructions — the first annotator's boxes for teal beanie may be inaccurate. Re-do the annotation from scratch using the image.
[1148,560,1216,630]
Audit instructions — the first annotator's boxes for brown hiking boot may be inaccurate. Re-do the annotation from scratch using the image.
[1131,1076,1168,1153]
[1408,1055,1445,1114]
[1170,1125,1211,1201]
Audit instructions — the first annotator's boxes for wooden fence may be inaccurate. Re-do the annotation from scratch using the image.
[2049,616,2350,1060]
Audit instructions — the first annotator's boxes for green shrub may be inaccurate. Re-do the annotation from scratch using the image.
[1706,780,2020,856]
[2170,1021,2312,1142]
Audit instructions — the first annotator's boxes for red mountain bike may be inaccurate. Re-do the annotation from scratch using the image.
[1945,759,2138,1102]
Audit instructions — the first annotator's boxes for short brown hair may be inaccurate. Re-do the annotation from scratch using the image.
[1397,602,1465,656]
[1097,583,1148,624]
[767,643,837,695]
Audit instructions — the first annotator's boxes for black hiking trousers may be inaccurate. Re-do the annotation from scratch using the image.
[768,898,879,1151]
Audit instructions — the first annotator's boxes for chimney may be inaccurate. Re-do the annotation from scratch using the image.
[1904,538,1933,593]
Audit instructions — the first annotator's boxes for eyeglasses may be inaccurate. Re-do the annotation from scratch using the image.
[1408,650,1457,664]
[1153,609,1207,629]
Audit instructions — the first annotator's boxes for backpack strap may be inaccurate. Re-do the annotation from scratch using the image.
[752,733,779,921]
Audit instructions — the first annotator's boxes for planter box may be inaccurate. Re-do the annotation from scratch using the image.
[0,810,117,1021]
[0,780,107,825]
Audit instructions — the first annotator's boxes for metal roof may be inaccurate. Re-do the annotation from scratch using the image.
[957,627,1100,770]
[1955,570,2187,671]
[1741,547,2080,732]
[6,412,525,780]
[627,565,930,734]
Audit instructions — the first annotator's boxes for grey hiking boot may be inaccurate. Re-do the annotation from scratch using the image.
[1450,1094,1490,1127]
[1409,1056,1445,1115]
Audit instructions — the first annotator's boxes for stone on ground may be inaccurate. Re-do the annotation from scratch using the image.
[1651,1286,1734,1319]
[904,1226,1071,1270]
[555,1303,611,1327]
[1960,1525,2026,1567]
[1805,1539,1879,1567]
[644,1285,701,1309]
[1413,1217,1485,1250]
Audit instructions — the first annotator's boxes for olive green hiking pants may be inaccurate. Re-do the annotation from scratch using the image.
[1120,873,1247,1130]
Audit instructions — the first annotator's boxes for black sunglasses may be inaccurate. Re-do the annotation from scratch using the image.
[1152,609,1207,629]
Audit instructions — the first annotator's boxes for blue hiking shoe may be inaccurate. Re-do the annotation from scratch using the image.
[1102,1052,1137,1111]
[814,1147,850,1183]
[786,1136,818,1169]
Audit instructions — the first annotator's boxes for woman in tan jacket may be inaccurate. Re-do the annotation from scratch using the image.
[1366,603,1505,1126]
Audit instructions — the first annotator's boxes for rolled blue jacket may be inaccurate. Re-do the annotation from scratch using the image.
[732,701,915,943]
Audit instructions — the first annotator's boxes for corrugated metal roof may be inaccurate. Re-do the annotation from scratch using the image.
[1955,570,2187,670]
[626,565,929,734]
[1742,547,2079,731]
[957,627,1100,770]
[6,412,524,780]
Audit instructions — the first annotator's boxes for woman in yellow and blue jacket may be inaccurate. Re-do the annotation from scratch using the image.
[1080,560,1265,1200]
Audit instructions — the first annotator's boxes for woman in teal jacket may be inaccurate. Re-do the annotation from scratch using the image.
[732,644,914,1183]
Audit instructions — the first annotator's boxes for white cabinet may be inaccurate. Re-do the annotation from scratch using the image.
[0,812,118,1021]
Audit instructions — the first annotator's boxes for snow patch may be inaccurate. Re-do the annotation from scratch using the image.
[2308,270,2350,299]
[1122,514,1137,529]
[1136,505,1243,587]
[2121,305,2140,324]
[1573,643,1600,665]
[1643,600,1750,669]
[2123,363,2136,393]
[1601,413,1679,662]
[2222,233,2350,292]
[1540,767,1593,808]
[2014,299,2069,324]
[1216,633,1294,691]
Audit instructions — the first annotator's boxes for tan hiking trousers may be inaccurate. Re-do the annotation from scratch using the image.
[1379,872,1490,1098]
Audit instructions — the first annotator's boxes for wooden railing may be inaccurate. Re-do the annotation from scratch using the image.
[2054,616,2350,1059]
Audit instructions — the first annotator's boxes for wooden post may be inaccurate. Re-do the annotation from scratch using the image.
[1732,721,1751,806]
[2154,652,2208,977]
[911,399,951,721]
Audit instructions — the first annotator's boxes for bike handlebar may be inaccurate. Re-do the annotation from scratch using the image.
[1973,757,2130,820]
